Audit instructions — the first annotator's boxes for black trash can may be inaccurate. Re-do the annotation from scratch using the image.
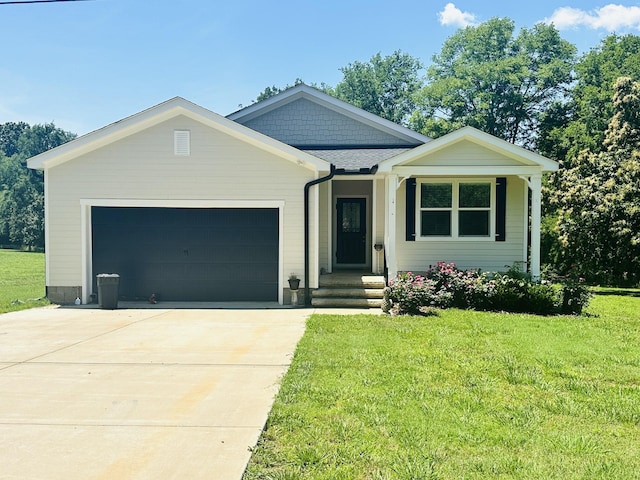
[97,274,120,309]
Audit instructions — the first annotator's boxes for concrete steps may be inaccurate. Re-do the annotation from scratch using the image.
[312,297,383,308]
[313,288,384,298]
[311,272,386,308]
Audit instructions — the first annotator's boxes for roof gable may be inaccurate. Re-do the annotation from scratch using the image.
[27,97,329,171]
[227,84,430,147]
[377,126,558,173]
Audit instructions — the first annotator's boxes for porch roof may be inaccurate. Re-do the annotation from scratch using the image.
[301,147,413,170]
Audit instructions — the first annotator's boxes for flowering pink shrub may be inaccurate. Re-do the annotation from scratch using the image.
[424,262,494,309]
[383,262,590,316]
[386,272,452,315]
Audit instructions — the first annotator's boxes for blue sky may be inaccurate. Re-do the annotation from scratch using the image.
[1,0,640,135]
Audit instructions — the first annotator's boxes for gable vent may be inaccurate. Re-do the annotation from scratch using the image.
[174,130,190,156]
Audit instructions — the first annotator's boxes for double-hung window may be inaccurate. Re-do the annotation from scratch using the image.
[418,179,494,239]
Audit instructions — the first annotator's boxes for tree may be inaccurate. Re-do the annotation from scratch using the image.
[16,122,76,159]
[0,171,43,249]
[332,51,423,125]
[254,78,306,103]
[0,122,76,249]
[0,153,20,245]
[252,52,423,126]
[553,77,640,286]
[0,153,43,248]
[544,34,640,166]
[540,35,640,273]
[413,18,576,147]
[0,122,29,157]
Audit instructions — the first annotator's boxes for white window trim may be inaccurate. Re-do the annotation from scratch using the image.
[416,178,496,241]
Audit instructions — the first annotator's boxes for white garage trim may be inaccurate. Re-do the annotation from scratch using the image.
[44,170,51,286]
[80,199,285,305]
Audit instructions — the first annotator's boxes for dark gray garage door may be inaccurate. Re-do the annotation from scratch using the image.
[91,207,279,301]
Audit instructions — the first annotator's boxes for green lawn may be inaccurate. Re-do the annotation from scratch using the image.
[244,293,640,479]
[0,249,49,313]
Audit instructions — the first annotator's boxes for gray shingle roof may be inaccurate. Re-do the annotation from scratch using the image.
[301,147,414,170]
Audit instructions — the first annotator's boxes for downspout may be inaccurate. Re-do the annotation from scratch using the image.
[304,165,336,306]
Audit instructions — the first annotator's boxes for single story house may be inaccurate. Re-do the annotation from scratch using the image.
[27,84,558,305]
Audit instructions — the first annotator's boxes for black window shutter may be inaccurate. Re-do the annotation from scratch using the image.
[495,177,507,241]
[406,178,416,241]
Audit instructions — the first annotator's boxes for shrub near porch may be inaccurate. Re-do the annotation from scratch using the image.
[383,262,591,316]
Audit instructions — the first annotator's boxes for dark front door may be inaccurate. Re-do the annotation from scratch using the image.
[336,198,366,264]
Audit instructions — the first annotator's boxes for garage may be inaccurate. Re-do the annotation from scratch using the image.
[91,207,279,302]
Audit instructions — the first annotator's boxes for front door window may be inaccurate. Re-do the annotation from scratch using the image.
[336,198,366,264]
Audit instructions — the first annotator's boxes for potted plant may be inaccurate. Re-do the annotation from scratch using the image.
[288,273,300,291]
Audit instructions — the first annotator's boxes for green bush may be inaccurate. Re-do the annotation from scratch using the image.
[423,261,488,308]
[527,282,561,314]
[489,274,559,315]
[385,262,588,316]
[384,272,452,315]
[561,281,593,314]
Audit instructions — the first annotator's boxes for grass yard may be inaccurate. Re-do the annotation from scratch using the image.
[244,293,640,479]
[0,249,49,313]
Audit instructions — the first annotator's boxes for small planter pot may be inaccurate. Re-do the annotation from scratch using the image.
[288,278,300,291]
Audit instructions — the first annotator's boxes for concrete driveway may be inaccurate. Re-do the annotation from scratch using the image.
[0,304,310,479]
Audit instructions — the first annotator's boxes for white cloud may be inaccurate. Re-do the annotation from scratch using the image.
[545,4,640,31]
[438,3,478,28]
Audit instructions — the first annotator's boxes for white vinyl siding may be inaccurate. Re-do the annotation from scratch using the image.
[408,139,538,167]
[396,176,526,273]
[45,116,318,293]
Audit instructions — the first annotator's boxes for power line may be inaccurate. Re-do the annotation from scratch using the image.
[0,0,94,4]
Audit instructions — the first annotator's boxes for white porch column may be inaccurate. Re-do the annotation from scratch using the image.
[530,174,542,280]
[385,174,398,279]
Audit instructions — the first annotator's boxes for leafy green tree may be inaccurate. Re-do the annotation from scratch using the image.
[16,123,76,159]
[0,154,18,245]
[540,36,640,273]
[331,51,423,125]
[0,122,29,157]
[553,77,640,286]
[0,122,76,249]
[544,34,640,166]
[254,78,306,103]
[252,52,422,126]
[0,171,43,249]
[413,18,576,147]
[0,153,41,247]
[0,153,24,191]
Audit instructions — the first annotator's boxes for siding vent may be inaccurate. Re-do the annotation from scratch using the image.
[174,130,190,156]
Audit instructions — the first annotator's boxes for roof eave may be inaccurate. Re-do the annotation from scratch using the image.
[377,126,558,173]
[27,97,329,172]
